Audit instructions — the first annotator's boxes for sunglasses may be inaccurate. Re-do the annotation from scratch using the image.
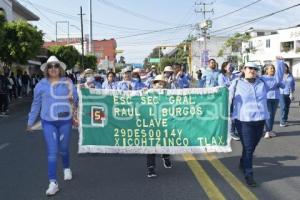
[47,63,60,69]
[247,67,258,71]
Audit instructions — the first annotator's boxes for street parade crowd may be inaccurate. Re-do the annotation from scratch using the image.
[3,54,292,196]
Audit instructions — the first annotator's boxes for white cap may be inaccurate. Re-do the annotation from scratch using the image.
[40,56,66,72]
[123,66,132,73]
[132,68,141,73]
[151,65,156,69]
[244,62,258,69]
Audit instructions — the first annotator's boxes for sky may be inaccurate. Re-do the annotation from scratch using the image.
[18,0,300,63]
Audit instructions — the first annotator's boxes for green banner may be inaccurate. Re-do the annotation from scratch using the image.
[78,87,231,154]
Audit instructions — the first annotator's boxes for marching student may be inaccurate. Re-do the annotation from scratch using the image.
[218,62,240,141]
[27,56,78,196]
[263,64,284,138]
[101,71,118,89]
[279,63,295,127]
[146,74,172,178]
[230,57,284,187]
[117,67,134,90]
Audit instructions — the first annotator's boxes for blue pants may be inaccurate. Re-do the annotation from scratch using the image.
[265,99,279,132]
[235,120,265,177]
[41,120,72,182]
[279,94,291,124]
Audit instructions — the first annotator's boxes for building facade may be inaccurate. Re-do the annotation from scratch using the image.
[0,0,39,21]
[242,26,300,78]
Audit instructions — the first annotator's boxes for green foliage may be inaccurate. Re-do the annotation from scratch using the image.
[83,54,97,70]
[0,20,43,66]
[48,45,79,70]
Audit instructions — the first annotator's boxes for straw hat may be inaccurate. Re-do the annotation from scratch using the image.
[163,66,173,72]
[40,56,66,72]
[152,74,166,84]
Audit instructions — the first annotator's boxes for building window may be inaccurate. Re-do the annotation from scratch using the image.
[266,39,271,48]
[257,32,265,36]
[280,41,294,52]
[296,40,300,53]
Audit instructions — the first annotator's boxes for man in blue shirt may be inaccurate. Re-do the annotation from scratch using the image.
[199,59,220,88]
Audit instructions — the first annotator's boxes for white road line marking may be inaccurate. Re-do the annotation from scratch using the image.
[0,143,10,151]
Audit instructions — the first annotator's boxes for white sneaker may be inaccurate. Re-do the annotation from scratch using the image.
[64,168,72,181]
[269,131,277,137]
[280,123,287,127]
[46,181,59,196]
[264,132,271,139]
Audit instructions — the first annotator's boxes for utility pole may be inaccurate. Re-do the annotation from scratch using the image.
[55,21,70,43]
[195,1,214,68]
[89,0,93,54]
[79,6,85,69]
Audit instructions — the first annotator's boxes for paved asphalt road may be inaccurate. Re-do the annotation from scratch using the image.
[0,83,300,200]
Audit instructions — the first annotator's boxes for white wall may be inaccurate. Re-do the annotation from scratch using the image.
[0,0,13,21]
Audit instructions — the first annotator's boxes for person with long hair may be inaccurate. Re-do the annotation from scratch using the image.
[279,63,295,127]
[102,71,118,89]
[27,56,78,196]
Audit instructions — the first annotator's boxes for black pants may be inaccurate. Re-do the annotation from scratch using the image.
[17,86,22,97]
[0,93,9,112]
[235,120,265,177]
[147,154,170,168]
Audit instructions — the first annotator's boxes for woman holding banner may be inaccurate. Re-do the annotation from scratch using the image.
[102,72,118,89]
[230,57,284,187]
[146,74,172,178]
[27,56,78,196]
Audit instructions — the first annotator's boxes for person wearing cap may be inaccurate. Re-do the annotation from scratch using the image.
[230,57,285,187]
[146,74,172,178]
[83,70,102,89]
[27,56,78,196]
[163,66,175,89]
[144,65,157,88]
[262,63,285,139]
[279,63,295,127]
[199,59,220,88]
[101,71,118,89]
[117,67,134,90]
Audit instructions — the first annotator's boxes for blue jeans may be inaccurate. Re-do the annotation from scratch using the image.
[279,94,291,124]
[41,120,72,182]
[235,120,265,177]
[265,99,279,132]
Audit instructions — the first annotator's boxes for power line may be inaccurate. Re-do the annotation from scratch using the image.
[211,3,300,34]
[96,0,175,26]
[21,1,152,32]
[116,24,194,39]
[212,0,263,20]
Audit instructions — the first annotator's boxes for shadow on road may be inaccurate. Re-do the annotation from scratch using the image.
[219,155,299,184]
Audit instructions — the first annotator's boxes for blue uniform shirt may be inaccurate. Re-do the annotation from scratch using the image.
[262,75,284,99]
[101,81,118,89]
[218,73,238,87]
[280,73,295,95]
[230,60,284,122]
[27,77,78,126]
[199,68,220,88]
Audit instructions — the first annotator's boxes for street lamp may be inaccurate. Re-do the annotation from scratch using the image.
[56,21,70,43]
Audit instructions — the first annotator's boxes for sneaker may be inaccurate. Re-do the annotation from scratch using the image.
[269,131,276,137]
[46,181,59,196]
[147,167,157,178]
[162,157,172,169]
[231,133,240,141]
[245,176,257,187]
[280,122,287,127]
[64,168,72,181]
[264,132,271,139]
[0,112,9,117]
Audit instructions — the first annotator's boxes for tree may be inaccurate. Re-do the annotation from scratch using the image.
[218,33,251,60]
[118,56,126,64]
[48,45,79,70]
[83,54,97,70]
[0,20,43,66]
